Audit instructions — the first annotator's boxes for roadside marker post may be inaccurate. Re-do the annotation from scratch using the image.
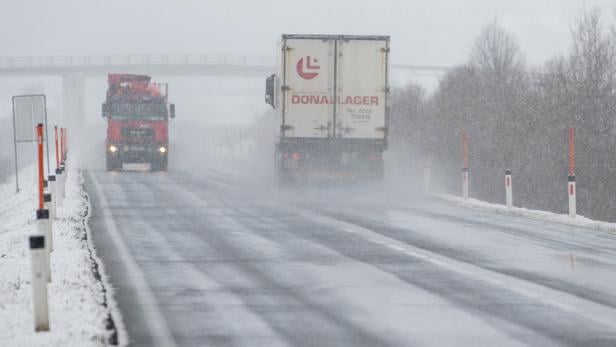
[29,235,49,332]
[55,168,64,208]
[61,128,68,176]
[60,163,66,200]
[36,124,45,211]
[54,126,59,170]
[35,123,52,282]
[36,209,51,283]
[568,127,576,218]
[48,175,56,220]
[505,169,513,208]
[43,193,54,252]
[60,128,64,162]
[461,131,469,200]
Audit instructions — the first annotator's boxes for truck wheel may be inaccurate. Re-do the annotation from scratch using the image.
[106,157,119,171]
[152,158,168,172]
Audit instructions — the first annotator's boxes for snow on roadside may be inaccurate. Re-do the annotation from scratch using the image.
[437,194,616,233]
[0,168,117,346]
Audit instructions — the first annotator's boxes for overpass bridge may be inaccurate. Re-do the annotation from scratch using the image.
[0,54,449,126]
[0,54,449,77]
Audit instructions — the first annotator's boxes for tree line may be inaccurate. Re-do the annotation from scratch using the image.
[391,9,616,222]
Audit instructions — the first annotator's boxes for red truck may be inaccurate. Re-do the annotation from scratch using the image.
[102,74,175,171]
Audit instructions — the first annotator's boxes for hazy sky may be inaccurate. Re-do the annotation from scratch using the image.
[0,0,614,65]
[1,0,615,126]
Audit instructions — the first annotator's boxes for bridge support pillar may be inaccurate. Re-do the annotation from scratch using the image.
[62,73,85,162]
[62,73,85,128]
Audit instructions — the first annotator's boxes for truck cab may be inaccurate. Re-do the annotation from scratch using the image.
[102,74,175,171]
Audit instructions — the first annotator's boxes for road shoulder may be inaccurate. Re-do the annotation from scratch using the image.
[0,169,119,345]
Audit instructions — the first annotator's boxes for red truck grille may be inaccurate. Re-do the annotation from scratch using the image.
[121,128,154,138]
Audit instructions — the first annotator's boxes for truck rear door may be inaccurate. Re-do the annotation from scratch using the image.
[335,37,389,139]
[282,37,335,138]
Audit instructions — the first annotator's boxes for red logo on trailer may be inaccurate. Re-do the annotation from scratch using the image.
[296,56,320,80]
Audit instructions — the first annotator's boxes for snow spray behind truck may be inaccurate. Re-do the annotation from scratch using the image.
[102,74,175,171]
[265,35,390,184]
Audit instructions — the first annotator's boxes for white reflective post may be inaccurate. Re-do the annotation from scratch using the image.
[60,165,66,200]
[30,234,49,332]
[37,209,51,283]
[568,127,576,218]
[43,194,54,252]
[55,168,64,207]
[505,169,513,208]
[569,176,576,218]
[48,175,57,219]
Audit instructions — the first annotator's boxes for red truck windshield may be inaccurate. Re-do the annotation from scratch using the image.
[110,103,167,121]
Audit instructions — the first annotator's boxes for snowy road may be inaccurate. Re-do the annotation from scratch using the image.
[85,166,616,346]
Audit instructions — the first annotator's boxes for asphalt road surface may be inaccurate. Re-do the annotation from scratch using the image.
[85,164,616,346]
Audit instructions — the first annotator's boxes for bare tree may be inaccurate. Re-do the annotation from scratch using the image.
[389,83,426,174]
[470,20,526,84]
[409,9,616,221]
[568,8,616,118]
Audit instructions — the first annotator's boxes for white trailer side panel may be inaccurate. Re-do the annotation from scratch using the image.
[336,39,388,139]
[282,38,335,138]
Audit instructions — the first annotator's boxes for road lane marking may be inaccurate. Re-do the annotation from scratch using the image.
[296,208,616,331]
[387,244,406,252]
[89,171,177,347]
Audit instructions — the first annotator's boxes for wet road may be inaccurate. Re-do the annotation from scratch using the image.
[85,165,616,346]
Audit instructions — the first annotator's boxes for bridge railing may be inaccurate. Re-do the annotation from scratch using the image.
[0,54,276,69]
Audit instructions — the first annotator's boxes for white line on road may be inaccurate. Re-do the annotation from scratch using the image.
[89,171,177,347]
[297,209,616,331]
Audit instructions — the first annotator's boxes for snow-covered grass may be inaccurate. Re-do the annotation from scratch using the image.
[438,194,616,233]
[0,168,117,346]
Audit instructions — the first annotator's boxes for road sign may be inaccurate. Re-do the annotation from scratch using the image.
[12,95,49,193]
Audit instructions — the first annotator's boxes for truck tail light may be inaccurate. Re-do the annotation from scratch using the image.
[291,152,301,161]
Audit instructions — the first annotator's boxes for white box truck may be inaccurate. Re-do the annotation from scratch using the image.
[265,34,390,184]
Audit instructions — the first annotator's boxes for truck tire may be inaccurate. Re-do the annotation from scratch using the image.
[106,156,119,171]
[152,158,168,172]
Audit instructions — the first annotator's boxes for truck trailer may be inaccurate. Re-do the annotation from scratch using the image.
[265,34,390,184]
[102,74,175,171]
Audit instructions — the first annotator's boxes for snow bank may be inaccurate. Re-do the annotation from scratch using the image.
[0,168,117,346]
[437,194,616,233]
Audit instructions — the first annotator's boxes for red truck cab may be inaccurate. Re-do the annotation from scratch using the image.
[102,74,175,171]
